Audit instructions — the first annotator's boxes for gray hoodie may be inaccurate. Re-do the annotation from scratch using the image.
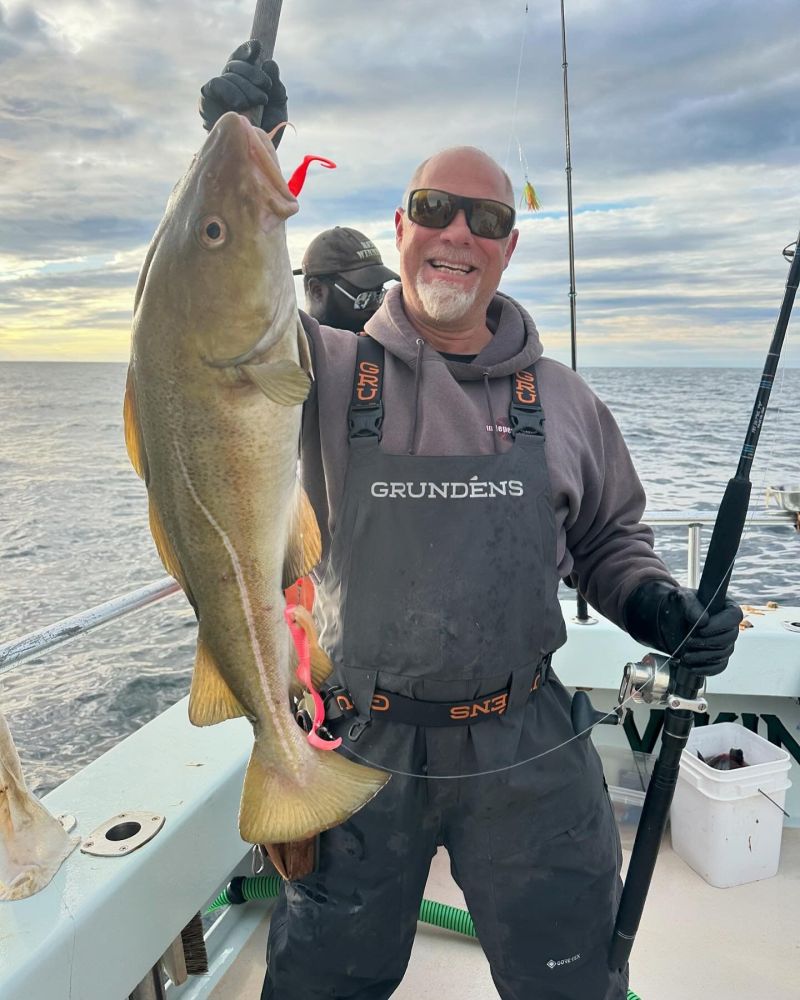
[300,284,675,630]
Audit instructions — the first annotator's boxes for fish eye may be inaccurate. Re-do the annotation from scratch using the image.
[197,216,227,249]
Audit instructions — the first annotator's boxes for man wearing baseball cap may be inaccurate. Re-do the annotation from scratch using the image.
[293,226,400,332]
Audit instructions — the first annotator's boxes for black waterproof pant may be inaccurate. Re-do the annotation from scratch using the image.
[261,680,629,1000]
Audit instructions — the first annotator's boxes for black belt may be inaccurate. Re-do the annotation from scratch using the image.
[315,655,551,730]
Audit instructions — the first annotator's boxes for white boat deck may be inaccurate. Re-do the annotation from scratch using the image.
[210,829,800,999]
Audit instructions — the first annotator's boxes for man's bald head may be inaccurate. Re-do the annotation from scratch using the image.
[403,147,514,209]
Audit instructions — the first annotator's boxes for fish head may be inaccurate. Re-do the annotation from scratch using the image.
[135,112,300,367]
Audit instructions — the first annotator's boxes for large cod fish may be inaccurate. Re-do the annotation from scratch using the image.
[124,112,387,844]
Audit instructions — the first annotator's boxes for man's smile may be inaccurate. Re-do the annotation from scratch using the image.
[428,258,476,273]
[425,257,479,279]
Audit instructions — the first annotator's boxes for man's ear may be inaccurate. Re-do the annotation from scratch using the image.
[307,277,326,303]
[502,229,520,270]
[395,208,404,251]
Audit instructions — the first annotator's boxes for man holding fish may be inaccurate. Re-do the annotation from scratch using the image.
[125,40,741,1000]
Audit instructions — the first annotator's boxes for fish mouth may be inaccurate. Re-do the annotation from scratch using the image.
[199,114,299,369]
[211,112,298,220]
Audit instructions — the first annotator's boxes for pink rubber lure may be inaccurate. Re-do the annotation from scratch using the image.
[284,604,341,751]
[287,155,337,196]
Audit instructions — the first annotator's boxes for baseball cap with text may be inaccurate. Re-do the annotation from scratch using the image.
[293,227,399,289]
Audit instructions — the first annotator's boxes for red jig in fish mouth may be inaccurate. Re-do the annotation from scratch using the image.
[263,122,336,196]
[287,155,337,196]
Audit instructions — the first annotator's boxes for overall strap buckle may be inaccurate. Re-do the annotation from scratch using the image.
[509,366,545,438]
[348,335,385,442]
[348,403,384,441]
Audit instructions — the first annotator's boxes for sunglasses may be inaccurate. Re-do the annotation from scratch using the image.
[333,283,386,311]
[407,188,516,240]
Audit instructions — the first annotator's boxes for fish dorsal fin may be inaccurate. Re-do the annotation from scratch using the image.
[297,320,314,380]
[282,486,322,588]
[240,359,311,405]
[123,367,148,481]
[188,633,248,726]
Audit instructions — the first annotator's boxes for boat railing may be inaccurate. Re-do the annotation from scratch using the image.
[0,578,182,675]
[0,508,795,675]
[645,507,795,589]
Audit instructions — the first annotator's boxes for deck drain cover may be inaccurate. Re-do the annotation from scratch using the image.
[81,812,165,857]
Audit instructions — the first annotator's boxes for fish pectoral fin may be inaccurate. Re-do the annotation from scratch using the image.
[240,360,311,406]
[282,487,322,588]
[188,635,248,726]
[123,367,149,481]
[238,735,389,845]
[287,606,334,696]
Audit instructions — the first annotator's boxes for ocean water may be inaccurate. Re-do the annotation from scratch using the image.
[1,361,798,794]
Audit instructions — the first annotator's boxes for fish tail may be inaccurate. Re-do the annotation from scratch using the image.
[238,739,389,845]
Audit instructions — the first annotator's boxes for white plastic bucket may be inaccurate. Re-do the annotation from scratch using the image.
[671,722,791,887]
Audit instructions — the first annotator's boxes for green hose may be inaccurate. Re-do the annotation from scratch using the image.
[206,877,642,999]
[207,874,283,911]
[206,875,477,935]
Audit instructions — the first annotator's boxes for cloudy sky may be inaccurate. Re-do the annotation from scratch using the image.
[1,0,798,366]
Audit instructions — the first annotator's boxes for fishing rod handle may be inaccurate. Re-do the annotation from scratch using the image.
[669,476,751,701]
[243,0,284,126]
[696,476,751,615]
[251,0,283,58]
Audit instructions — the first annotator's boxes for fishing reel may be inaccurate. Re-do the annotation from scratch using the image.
[618,651,708,714]
[571,651,708,736]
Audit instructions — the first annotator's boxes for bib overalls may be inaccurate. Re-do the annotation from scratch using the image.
[262,340,627,1000]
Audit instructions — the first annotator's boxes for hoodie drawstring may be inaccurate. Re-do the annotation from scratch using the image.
[408,338,425,454]
[483,371,500,454]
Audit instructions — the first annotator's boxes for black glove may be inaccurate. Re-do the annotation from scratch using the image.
[622,579,743,676]
[199,40,288,147]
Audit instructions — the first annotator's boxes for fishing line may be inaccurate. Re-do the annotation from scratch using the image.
[337,678,649,780]
[335,556,754,783]
[502,4,541,210]
[503,3,529,175]
[335,650,684,781]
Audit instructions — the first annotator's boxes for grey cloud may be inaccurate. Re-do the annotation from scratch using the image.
[2,2,49,39]
[0,1,61,62]
[1,213,159,258]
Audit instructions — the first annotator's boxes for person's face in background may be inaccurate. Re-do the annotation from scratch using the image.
[305,275,388,332]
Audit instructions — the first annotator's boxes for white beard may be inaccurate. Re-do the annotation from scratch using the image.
[415,277,479,323]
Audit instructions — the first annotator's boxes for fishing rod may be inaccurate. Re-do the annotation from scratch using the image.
[251,0,283,59]
[608,224,800,970]
[559,1,594,625]
[560,0,577,374]
[243,0,284,125]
